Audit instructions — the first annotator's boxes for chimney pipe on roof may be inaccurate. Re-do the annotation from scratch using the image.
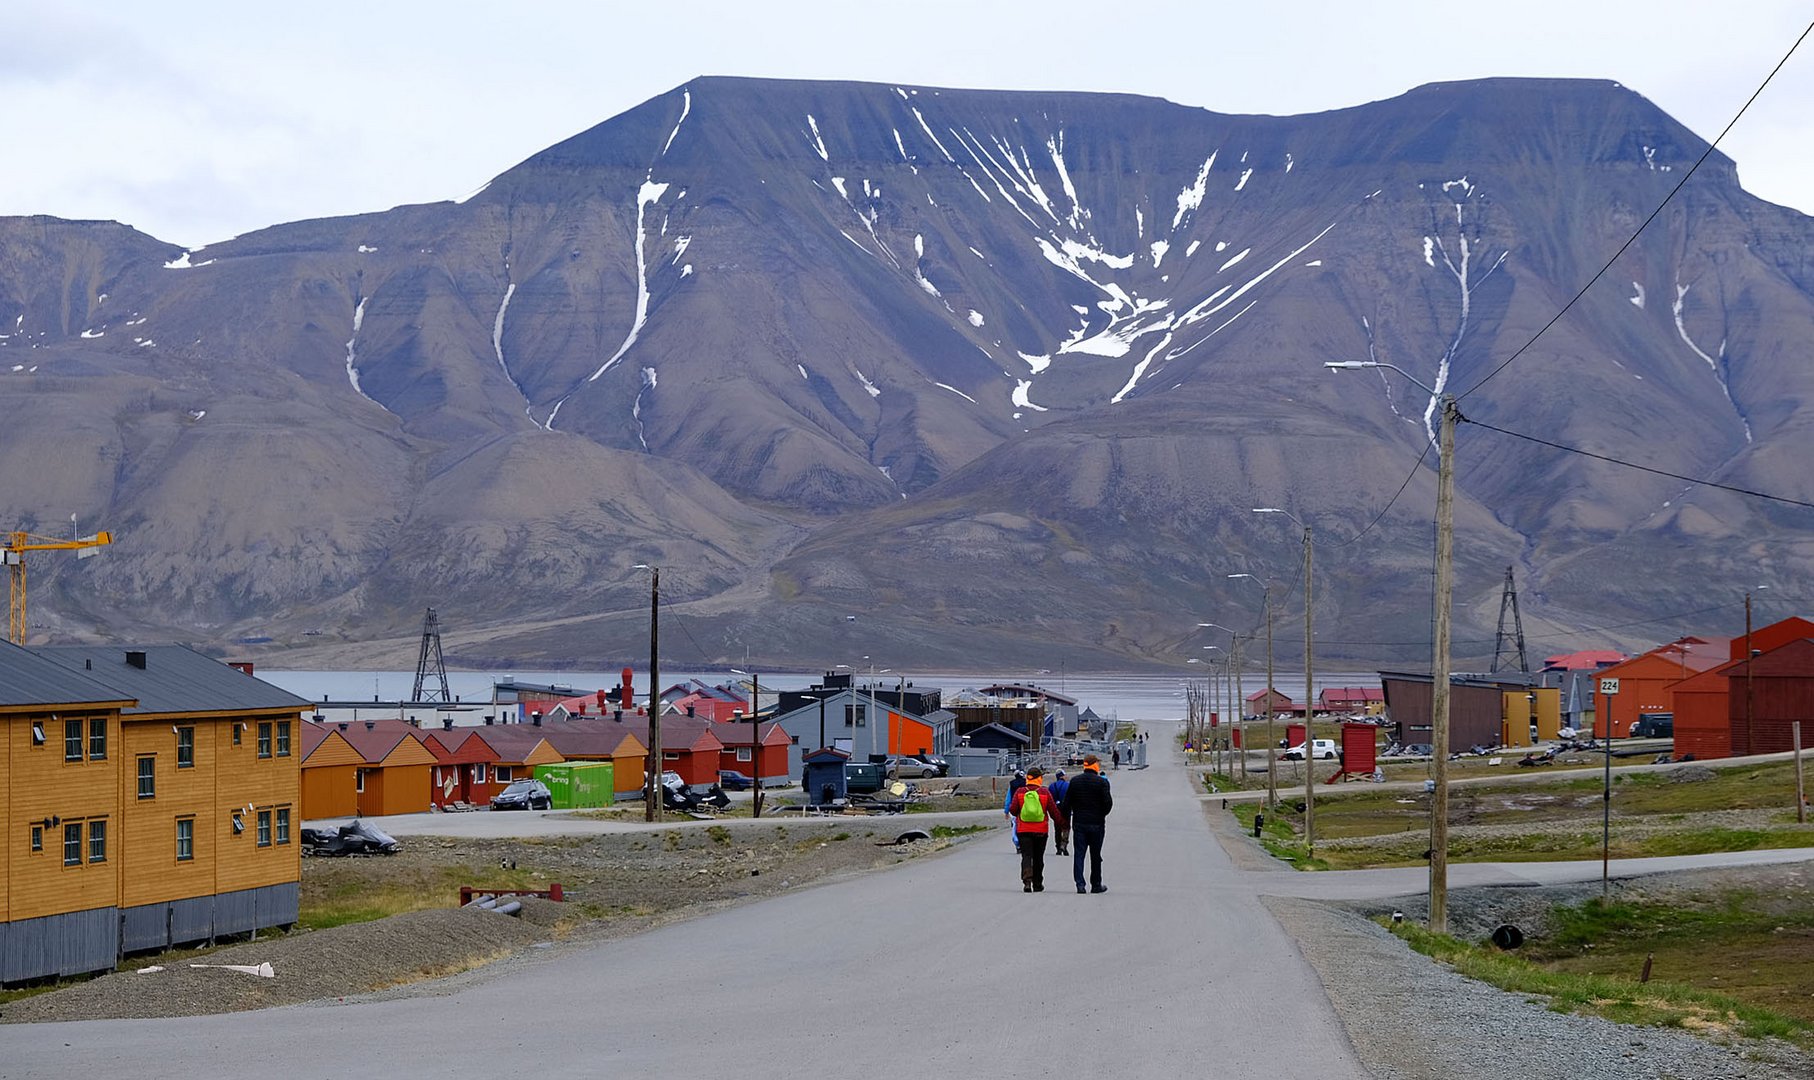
[125,650,147,669]
[443,717,453,731]
[484,715,495,726]
[686,705,696,718]
[365,720,374,730]
[338,722,348,731]
[613,709,622,722]
[532,711,542,727]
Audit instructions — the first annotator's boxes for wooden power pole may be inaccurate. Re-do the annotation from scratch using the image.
[645,567,663,823]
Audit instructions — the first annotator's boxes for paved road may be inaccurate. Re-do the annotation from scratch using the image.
[14,729,1814,1080]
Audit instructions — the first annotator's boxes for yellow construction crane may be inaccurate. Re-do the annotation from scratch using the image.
[6,529,113,645]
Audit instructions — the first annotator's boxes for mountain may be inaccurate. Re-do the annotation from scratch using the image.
[3,75,1811,672]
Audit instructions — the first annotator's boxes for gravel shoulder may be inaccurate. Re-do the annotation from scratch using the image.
[1270,865,1814,1080]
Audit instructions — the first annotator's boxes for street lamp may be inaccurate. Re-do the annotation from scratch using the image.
[1325,358,1459,932]
[631,564,663,823]
[1230,573,1277,808]
[1253,506,1316,859]
[1201,623,1244,777]
[1200,644,1223,765]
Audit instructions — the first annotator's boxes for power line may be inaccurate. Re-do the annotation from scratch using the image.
[1458,19,1814,401]
[1463,415,1814,510]
[1341,440,1435,547]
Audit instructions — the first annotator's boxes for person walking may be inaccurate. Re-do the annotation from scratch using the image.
[1003,770,1026,852]
[1060,754,1113,894]
[1048,769,1072,855]
[1010,767,1057,892]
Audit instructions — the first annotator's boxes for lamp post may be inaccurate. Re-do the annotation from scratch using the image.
[1325,358,1458,931]
[1201,644,1222,766]
[632,564,663,823]
[1200,623,1243,777]
[732,667,762,818]
[1230,573,1276,807]
[1253,507,1317,859]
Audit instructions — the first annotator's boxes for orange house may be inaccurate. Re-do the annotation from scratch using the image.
[1592,638,1728,737]
[300,723,363,819]
[334,720,437,817]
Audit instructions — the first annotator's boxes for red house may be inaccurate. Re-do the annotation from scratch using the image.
[648,717,726,787]
[1726,637,1814,756]
[420,727,509,808]
[461,726,564,804]
[714,722,791,786]
[1672,660,1740,761]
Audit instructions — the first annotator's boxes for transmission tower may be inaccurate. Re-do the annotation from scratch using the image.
[1491,566,1529,674]
[411,607,451,702]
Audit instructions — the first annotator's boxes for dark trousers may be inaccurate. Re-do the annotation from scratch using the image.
[1017,829,1048,889]
[1054,818,1070,854]
[1073,822,1105,889]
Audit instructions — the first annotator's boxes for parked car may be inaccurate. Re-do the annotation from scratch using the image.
[910,752,950,776]
[1632,713,1674,738]
[1280,739,1340,761]
[490,778,553,811]
[717,770,755,790]
[885,756,940,778]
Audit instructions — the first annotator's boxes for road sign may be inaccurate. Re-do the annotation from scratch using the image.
[1600,678,1620,695]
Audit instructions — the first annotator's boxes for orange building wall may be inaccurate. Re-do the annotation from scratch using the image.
[119,718,215,908]
[215,714,301,894]
[7,710,122,921]
[303,764,358,819]
[1595,654,1696,737]
[358,763,431,816]
[886,715,934,756]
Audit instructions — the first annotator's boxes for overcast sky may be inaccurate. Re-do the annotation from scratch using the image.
[7,2,1812,249]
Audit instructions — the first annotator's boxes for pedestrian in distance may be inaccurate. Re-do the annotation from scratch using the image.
[1048,769,1071,855]
[1060,754,1113,894]
[1111,747,1120,769]
[1011,767,1057,892]
[1004,770,1027,852]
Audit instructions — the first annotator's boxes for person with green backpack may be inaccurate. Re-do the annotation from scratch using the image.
[1011,766,1057,892]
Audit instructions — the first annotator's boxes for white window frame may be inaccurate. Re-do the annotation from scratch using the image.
[473,763,487,784]
[736,747,752,762]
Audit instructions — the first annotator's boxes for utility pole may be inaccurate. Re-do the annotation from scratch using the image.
[1233,634,1246,779]
[1746,590,1755,757]
[1303,522,1315,859]
[1263,585,1276,808]
[1428,395,1459,933]
[644,567,663,823]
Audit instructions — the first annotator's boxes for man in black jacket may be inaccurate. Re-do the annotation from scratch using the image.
[1059,754,1113,894]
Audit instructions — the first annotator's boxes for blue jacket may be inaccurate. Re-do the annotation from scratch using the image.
[1048,777,1070,806]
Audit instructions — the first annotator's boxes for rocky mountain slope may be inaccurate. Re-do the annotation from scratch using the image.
[3,76,1810,671]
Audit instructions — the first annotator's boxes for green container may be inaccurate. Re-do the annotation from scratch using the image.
[533,762,615,809]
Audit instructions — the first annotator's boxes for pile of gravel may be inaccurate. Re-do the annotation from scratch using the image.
[1,900,562,1023]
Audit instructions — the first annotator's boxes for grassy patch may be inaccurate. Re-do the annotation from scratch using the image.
[1386,919,1814,1044]
[301,862,543,930]
[707,825,732,845]
[1229,803,1329,870]
[366,947,515,992]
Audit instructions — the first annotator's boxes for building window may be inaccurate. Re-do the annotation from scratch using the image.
[275,807,291,845]
[63,822,82,866]
[256,809,272,847]
[176,818,194,861]
[176,726,195,768]
[354,768,366,793]
[30,824,42,853]
[64,719,83,761]
[232,723,242,746]
[492,765,509,782]
[257,722,272,758]
[89,717,107,760]
[846,704,866,727]
[138,755,156,798]
[736,747,752,762]
[474,764,487,784]
[276,720,292,756]
[88,819,107,863]
[31,721,45,746]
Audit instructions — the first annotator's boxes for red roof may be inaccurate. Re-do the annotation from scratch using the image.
[333,719,428,764]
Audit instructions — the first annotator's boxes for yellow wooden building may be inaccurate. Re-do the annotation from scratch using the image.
[2,644,308,982]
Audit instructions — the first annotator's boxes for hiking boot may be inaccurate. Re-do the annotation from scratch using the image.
[1024,884,1033,893]
[1033,884,1044,892]
[1076,885,1087,894]
[1091,885,1109,894]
